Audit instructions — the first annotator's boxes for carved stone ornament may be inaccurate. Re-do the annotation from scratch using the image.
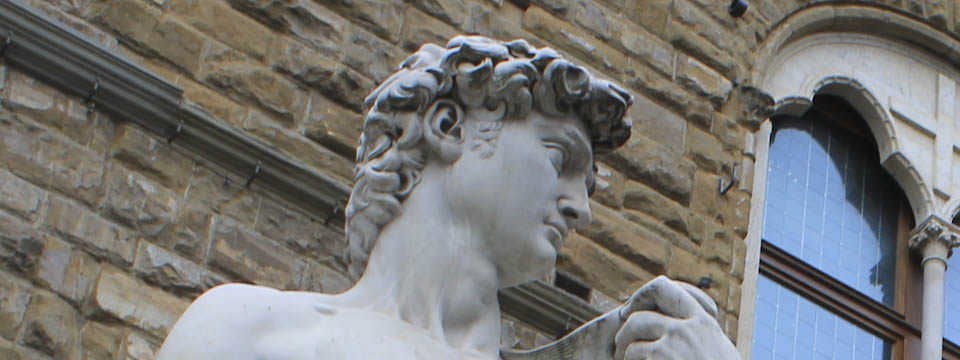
[909,216,960,260]
[157,36,741,360]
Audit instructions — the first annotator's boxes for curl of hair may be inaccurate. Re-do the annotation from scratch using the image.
[344,36,633,279]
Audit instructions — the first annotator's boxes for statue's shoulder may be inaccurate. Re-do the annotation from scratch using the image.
[157,283,344,359]
[157,284,473,360]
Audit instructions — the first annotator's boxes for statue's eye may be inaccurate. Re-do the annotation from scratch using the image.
[544,143,568,173]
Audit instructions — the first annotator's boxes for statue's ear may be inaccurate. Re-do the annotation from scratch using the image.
[422,99,464,163]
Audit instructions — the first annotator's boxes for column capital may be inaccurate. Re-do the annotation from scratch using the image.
[909,215,960,260]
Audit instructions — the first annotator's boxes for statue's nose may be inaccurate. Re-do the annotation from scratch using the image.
[558,197,591,230]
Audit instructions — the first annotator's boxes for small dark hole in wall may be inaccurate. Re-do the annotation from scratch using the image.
[555,271,591,301]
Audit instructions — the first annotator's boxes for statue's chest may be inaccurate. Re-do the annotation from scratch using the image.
[254,311,491,360]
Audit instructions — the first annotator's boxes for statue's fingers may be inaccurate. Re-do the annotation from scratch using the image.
[621,276,699,319]
[620,341,655,360]
[613,311,670,360]
[675,281,718,318]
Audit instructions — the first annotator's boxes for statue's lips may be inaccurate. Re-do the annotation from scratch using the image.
[545,222,567,250]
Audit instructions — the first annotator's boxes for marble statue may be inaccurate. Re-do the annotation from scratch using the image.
[157,36,742,360]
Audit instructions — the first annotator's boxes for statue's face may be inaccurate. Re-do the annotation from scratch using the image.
[440,110,594,287]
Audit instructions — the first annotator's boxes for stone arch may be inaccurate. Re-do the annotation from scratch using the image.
[749,4,960,223]
[750,4,960,86]
[768,76,933,223]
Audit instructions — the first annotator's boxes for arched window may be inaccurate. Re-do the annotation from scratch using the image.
[751,96,921,359]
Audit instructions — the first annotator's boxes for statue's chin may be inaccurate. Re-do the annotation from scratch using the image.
[497,250,556,288]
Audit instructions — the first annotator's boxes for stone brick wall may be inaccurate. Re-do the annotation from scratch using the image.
[0,0,953,358]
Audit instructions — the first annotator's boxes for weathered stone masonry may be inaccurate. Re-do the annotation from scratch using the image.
[1,0,955,358]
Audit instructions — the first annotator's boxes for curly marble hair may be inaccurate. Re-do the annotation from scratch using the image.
[344,35,633,279]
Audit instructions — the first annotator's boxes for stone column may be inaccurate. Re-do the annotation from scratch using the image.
[909,216,960,360]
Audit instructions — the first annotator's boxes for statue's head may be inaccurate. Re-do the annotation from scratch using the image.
[344,35,632,281]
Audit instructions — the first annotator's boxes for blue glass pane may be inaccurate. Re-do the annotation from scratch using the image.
[945,256,960,344]
[764,117,898,306]
[753,276,892,359]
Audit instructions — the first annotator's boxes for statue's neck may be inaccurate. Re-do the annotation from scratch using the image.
[335,183,503,357]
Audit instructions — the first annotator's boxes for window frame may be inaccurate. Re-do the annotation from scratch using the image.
[752,99,926,360]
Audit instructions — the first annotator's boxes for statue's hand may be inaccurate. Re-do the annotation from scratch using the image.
[500,276,740,360]
[612,276,740,360]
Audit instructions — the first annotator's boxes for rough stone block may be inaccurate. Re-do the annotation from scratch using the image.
[302,262,352,294]
[102,163,180,237]
[0,337,50,360]
[715,113,744,151]
[0,270,32,341]
[121,332,157,360]
[406,0,468,27]
[624,66,690,114]
[43,196,135,267]
[684,101,713,131]
[322,0,405,43]
[207,219,307,289]
[268,37,374,112]
[18,290,80,359]
[463,2,529,43]
[133,241,224,296]
[689,171,749,235]
[677,56,732,106]
[201,48,308,126]
[114,45,183,86]
[226,0,347,58]
[399,6,459,53]
[34,236,99,305]
[244,110,353,183]
[168,0,273,60]
[3,72,93,147]
[181,80,248,128]
[88,266,189,338]
[84,0,161,46]
[80,322,123,360]
[605,135,695,204]
[628,93,686,153]
[624,0,673,36]
[667,22,736,80]
[303,92,362,158]
[341,26,406,83]
[255,198,345,259]
[184,166,260,224]
[621,208,694,254]
[702,227,733,270]
[578,203,669,275]
[686,126,729,173]
[160,204,215,262]
[0,114,105,207]
[572,0,622,41]
[591,162,625,209]
[523,6,627,79]
[671,0,745,60]
[111,124,193,191]
[0,170,45,223]
[616,24,674,78]
[528,0,573,16]
[146,19,208,74]
[45,138,106,208]
[0,210,42,276]
[623,180,689,236]
[557,233,653,301]
[665,248,727,306]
